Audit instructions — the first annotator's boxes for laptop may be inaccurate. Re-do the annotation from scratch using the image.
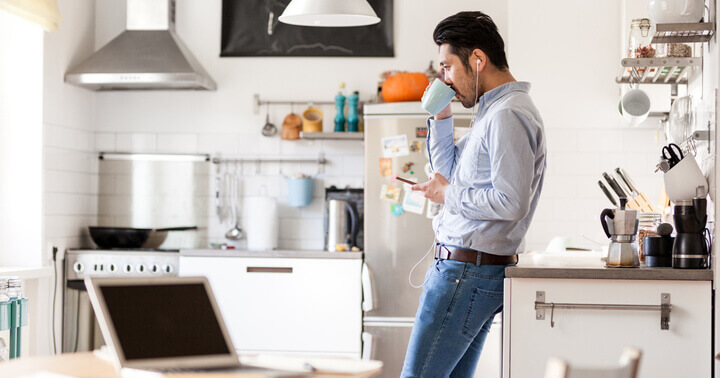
[85,276,296,375]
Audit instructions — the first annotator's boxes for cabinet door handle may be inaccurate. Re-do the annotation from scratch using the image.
[246,267,293,273]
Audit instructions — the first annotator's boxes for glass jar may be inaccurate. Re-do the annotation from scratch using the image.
[6,277,21,300]
[637,212,662,262]
[0,278,8,363]
[628,18,655,59]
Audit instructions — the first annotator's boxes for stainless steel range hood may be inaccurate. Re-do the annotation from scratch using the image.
[64,0,216,91]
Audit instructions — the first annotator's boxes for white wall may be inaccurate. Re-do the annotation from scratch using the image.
[43,0,97,257]
[92,0,507,250]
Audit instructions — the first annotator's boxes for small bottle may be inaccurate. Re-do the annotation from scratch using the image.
[347,91,359,132]
[0,278,9,363]
[6,277,21,300]
[334,83,347,132]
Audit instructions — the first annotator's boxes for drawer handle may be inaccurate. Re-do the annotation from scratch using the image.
[535,291,671,330]
[246,267,293,274]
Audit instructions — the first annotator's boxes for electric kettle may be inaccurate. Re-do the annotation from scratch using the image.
[601,198,640,268]
[325,199,359,252]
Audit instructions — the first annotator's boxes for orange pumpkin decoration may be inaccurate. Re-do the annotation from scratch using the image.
[381,72,430,102]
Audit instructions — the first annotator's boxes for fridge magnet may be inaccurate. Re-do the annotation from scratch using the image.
[415,127,428,138]
[381,134,409,158]
[402,161,415,173]
[391,204,405,216]
[379,158,392,176]
[426,202,443,219]
[424,162,433,178]
[402,190,426,215]
[409,141,422,153]
[380,184,401,202]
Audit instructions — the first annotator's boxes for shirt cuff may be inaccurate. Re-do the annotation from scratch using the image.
[428,116,454,139]
[443,184,463,215]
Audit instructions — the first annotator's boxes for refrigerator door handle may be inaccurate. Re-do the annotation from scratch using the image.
[362,262,375,312]
[361,331,373,361]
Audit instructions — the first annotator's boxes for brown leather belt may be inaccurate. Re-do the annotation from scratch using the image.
[435,244,518,265]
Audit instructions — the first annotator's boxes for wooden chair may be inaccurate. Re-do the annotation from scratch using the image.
[544,348,642,378]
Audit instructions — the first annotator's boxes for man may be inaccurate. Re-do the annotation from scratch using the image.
[401,11,546,377]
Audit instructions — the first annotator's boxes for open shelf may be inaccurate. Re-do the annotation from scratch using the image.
[615,57,701,84]
[652,22,715,43]
[300,132,364,140]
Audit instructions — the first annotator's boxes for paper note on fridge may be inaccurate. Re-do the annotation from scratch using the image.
[381,134,410,158]
[402,189,426,214]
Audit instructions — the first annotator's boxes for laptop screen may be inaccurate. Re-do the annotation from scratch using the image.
[99,283,232,361]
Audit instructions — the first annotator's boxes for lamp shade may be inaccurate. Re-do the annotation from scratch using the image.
[278,0,380,27]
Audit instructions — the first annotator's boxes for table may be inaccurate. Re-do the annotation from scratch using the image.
[0,352,383,377]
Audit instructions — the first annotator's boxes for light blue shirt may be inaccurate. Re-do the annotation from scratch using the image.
[427,81,546,256]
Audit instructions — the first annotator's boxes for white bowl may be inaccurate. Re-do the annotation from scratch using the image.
[648,0,704,24]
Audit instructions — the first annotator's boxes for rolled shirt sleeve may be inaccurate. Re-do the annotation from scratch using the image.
[443,109,535,222]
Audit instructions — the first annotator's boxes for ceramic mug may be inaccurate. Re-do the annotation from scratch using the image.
[663,155,707,202]
[620,88,651,126]
[302,107,323,132]
[286,176,313,207]
[421,79,456,115]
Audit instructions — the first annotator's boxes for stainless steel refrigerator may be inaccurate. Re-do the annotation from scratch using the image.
[362,102,475,377]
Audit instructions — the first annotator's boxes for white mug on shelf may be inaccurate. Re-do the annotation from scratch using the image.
[620,88,651,126]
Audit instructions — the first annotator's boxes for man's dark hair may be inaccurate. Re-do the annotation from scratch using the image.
[433,11,508,72]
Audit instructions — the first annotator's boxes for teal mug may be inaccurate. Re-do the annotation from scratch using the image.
[421,78,456,115]
[287,177,314,207]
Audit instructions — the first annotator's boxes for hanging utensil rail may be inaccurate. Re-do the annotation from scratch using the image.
[212,153,328,174]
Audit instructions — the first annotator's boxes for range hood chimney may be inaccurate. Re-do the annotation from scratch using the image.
[65,0,216,90]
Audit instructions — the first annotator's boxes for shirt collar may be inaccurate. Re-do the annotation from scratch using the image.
[477,81,531,112]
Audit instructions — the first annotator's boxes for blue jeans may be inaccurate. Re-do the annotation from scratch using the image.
[401,258,509,377]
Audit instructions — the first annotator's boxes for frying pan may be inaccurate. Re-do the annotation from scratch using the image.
[89,226,197,249]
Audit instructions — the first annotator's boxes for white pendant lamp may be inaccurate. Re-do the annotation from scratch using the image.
[278,0,381,27]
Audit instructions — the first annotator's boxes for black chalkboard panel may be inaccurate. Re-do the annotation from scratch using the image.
[221,0,394,57]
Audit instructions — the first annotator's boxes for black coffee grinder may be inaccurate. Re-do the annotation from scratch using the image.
[672,188,710,269]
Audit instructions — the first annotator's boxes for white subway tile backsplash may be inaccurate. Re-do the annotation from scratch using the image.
[45,170,96,194]
[576,129,626,153]
[279,139,322,156]
[95,133,116,151]
[44,148,97,174]
[44,124,94,151]
[546,152,601,176]
[116,133,156,152]
[544,128,578,152]
[322,140,364,155]
[45,193,97,216]
[198,134,240,155]
[156,134,198,153]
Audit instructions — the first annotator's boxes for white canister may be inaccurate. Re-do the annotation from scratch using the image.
[244,197,278,250]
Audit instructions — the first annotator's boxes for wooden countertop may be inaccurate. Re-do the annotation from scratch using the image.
[0,352,382,377]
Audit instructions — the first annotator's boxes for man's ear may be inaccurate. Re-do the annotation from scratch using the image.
[471,49,488,72]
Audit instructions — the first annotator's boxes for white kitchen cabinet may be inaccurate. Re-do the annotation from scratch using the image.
[503,278,711,378]
[179,255,362,357]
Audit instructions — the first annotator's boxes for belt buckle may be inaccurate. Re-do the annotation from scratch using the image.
[441,245,451,260]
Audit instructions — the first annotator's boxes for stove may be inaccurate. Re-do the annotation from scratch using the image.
[63,248,181,353]
[65,249,180,280]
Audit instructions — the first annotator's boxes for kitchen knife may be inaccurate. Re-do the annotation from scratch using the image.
[611,170,645,212]
[598,180,618,206]
[615,167,657,212]
[602,172,627,199]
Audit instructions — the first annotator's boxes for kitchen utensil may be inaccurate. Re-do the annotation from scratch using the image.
[88,226,197,249]
[620,88,651,126]
[672,195,709,269]
[614,167,657,212]
[661,143,684,168]
[663,155,706,202]
[286,175,314,207]
[598,180,618,206]
[326,199,360,252]
[281,112,303,140]
[648,0,704,24]
[667,95,693,144]
[302,107,323,132]
[245,196,278,250]
[421,78,456,116]
[600,198,640,268]
[602,172,628,200]
[644,235,674,267]
[262,109,277,137]
[225,172,243,240]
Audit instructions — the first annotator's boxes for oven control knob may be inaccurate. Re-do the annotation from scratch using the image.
[108,264,117,273]
[163,265,174,274]
[124,264,133,273]
[151,264,160,273]
[73,262,84,273]
[137,264,146,273]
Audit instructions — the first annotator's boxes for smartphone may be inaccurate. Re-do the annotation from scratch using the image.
[394,175,415,185]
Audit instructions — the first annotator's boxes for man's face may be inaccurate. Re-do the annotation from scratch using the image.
[438,44,478,108]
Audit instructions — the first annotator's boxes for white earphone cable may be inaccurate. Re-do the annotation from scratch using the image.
[408,236,437,288]
[471,59,479,127]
